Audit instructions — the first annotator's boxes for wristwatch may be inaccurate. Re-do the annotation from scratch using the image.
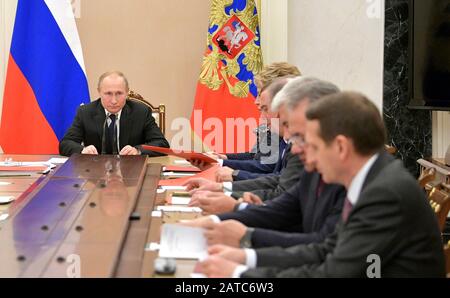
[239,227,255,248]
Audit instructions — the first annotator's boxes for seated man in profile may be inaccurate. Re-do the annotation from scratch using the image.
[182,78,345,250]
[194,62,301,181]
[196,91,446,278]
[182,77,306,213]
[59,71,169,156]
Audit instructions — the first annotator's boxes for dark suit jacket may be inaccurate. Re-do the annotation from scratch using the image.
[226,152,256,160]
[219,171,345,248]
[242,152,446,277]
[224,138,287,180]
[231,148,304,201]
[59,99,169,156]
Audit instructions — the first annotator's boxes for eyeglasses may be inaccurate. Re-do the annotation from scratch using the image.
[289,135,306,147]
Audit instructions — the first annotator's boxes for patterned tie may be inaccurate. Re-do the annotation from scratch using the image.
[342,197,353,223]
[105,114,117,154]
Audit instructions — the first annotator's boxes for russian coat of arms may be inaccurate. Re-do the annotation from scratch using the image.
[213,15,255,59]
[199,0,263,98]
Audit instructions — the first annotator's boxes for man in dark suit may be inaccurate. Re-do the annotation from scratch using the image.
[210,62,302,172]
[183,78,306,212]
[59,71,169,156]
[198,171,345,249]
[183,78,344,250]
[197,91,446,278]
[230,146,303,201]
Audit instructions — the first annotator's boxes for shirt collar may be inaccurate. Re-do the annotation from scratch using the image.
[104,109,122,120]
[347,153,379,206]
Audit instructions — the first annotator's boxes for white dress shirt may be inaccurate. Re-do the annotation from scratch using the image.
[104,109,122,152]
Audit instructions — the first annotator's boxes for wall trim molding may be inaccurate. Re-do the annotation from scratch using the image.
[0,0,17,125]
[432,111,450,158]
[260,0,288,64]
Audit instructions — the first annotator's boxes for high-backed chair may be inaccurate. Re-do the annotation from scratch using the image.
[385,144,397,155]
[427,183,450,232]
[444,241,450,278]
[418,167,437,193]
[127,90,166,135]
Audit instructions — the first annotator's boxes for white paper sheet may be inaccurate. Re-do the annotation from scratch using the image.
[156,205,201,213]
[151,210,162,217]
[158,186,187,191]
[144,242,160,252]
[162,172,196,177]
[190,273,207,278]
[170,196,191,205]
[0,161,55,168]
[159,224,207,259]
[47,157,68,164]
[0,196,15,204]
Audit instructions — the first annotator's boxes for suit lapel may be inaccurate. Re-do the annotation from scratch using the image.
[306,172,321,230]
[341,151,393,226]
[361,151,393,191]
[94,100,106,143]
[119,102,131,148]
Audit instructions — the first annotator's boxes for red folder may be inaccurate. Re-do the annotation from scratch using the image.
[142,145,217,164]
[158,164,219,186]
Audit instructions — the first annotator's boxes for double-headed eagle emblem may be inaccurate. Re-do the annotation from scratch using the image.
[199,0,263,98]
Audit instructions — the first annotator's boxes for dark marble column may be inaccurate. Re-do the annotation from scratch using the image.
[384,0,432,176]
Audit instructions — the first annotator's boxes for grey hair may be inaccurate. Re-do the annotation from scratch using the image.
[97,70,129,90]
[270,77,297,112]
[273,76,340,111]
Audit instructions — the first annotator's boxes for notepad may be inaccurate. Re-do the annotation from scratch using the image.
[159,224,207,259]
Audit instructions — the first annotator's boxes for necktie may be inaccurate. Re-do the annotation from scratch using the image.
[105,114,117,154]
[316,178,325,198]
[342,197,353,223]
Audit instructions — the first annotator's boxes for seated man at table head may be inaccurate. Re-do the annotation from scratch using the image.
[196,91,446,278]
[59,71,169,156]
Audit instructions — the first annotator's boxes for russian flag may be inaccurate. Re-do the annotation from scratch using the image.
[190,0,262,153]
[0,0,90,154]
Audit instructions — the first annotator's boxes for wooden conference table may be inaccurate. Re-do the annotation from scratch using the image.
[0,153,212,277]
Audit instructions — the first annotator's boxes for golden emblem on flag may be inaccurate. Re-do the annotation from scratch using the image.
[199,0,263,98]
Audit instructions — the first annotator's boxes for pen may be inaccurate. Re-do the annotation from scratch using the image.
[0,174,32,177]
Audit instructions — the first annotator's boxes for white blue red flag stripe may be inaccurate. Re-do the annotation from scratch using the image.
[0,0,89,154]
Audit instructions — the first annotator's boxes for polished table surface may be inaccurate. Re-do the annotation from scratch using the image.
[0,154,205,277]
